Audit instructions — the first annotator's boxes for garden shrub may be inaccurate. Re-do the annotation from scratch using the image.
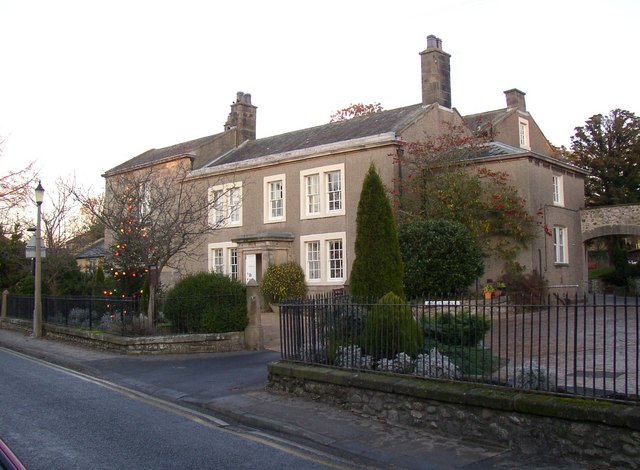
[604,240,632,288]
[423,310,491,347]
[501,269,548,301]
[359,292,423,360]
[164,272,247,334]
[259,262,307,304]
[326,297,368,340]
[399,218,484,297]
[349,164,405,299]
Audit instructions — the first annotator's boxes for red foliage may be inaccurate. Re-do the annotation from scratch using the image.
[330,102,383,122]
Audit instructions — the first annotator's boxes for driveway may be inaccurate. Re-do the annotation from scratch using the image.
[484,297,638,397]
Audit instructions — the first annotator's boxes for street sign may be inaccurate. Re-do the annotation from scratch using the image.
[25,234,46,259]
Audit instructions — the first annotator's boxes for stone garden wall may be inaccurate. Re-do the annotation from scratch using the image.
[268,360,640,469]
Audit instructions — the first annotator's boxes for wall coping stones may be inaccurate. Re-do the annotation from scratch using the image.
[1,318,245,355]
[268,360,639,430]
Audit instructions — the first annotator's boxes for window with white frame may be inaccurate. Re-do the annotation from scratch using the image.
[263,174,286,223]
[306,174,320,215]
[553,226,568,264]
[208,242,238,279]
[139,181,151,217]
[518,117,530,150]
[300,164,345,219]
[327,171,342,212]
[552,174,564,206]
[328,239,344,280]
[213,248,224,274]
[300,232,346,283]
[208,183,243,227]
[306,241,321,280]
[229,248,238,280]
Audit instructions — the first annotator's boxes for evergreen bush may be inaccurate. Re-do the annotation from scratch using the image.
[423,310,491,347]
[604,240,632,288]
[163,272,247,334]
[359,292,423,360]
[259,262,307,304]
[349,164,404,299]
[399,218,484,297]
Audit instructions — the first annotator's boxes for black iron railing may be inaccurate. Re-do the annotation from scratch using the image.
[4,292,246,337]
[6,294,146,335]
[280,293,639,403]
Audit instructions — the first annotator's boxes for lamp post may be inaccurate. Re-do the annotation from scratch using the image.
[33,181,44,337]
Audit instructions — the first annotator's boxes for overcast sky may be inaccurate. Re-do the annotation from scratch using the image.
[1,0,638,197]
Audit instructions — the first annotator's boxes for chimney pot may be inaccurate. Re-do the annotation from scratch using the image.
[225,91,257,144]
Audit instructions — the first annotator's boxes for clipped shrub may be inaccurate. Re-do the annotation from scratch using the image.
[349,164,404,299]
[164,272,247,334]
[423,310,491,347]
[399,218,484,297]
[259,262,307,304]
[326,297,368,341]
[359,292,423,360]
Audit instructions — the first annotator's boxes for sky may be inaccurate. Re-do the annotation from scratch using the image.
[1,0,638,198]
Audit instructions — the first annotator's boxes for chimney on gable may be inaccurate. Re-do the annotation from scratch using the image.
[224,91,257,145]
[504,88,526,112]
[420,35,451,108]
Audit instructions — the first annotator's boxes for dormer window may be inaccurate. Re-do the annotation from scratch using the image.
[518,117,530,150]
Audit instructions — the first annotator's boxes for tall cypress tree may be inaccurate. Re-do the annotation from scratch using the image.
[349,163,404,299]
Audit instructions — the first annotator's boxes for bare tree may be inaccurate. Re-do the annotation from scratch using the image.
[74,164,239,322]
[41,176,87,251]
[0,136,37,227]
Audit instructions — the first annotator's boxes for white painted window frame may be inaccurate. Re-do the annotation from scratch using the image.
[263,174,286,223]
[518,117,531,150]
[208,242,239,278]
[553,226,568,264]
[552,174,564,206]
[300,164,345,219]
[208,182,243,228]
[300,232,346,284]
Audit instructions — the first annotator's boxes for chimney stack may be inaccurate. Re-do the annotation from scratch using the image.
[504,88,526,112]
[224,91,257,145]
[420,35,451,108]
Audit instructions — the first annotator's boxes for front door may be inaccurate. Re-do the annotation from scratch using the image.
[245,254,257,284]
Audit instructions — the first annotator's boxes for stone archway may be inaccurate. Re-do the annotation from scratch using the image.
[581,205,640,290]
[581,205,640,241]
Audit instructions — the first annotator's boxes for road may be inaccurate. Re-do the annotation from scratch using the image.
[0,348,354,470]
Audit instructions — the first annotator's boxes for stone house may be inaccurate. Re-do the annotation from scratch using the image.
[103,35,587,295]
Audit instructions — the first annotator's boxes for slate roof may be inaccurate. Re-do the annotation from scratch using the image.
[466,142,527,159]
[462,108,512,134]
[105,133,225,176]
[75,237,105,260]
[106,103,430,176]
[208,103,427,167]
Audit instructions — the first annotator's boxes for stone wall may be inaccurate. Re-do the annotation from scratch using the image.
[582,204,640,240]
[268,361,640,469]
[0,318,245,354]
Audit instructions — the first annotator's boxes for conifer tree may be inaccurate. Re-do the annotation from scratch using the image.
[349,163,404,299]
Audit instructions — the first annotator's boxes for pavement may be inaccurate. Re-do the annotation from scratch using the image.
[0,313,576,470]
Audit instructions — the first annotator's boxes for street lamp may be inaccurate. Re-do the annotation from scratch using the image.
[33,181,44,337]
